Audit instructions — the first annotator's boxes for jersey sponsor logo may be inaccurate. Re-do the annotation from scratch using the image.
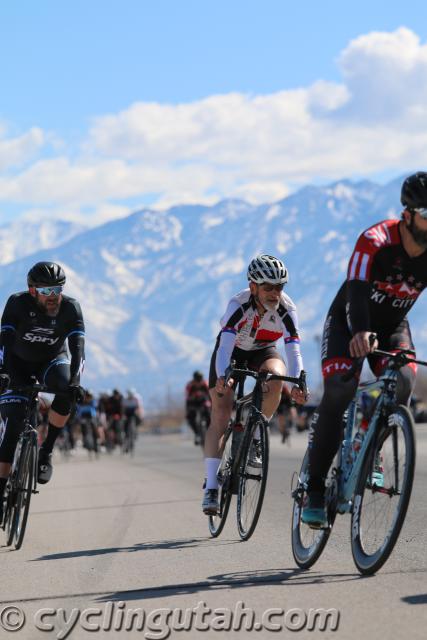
[375,280,420,300]
[322,358,353,378]
[23,331,59,345]
[363,223,391,248]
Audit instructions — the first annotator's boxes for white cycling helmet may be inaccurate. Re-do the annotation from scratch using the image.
[247,254,288,285]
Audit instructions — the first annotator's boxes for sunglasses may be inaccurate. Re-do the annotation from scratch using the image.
[35,285,64,296]
[410,207,427,219]
[259,283,284,292]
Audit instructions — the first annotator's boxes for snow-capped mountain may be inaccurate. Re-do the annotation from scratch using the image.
[0,218,85,265]
[1,174,426,408]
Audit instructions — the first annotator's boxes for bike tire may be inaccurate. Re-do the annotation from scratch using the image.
[14,438,36,550]
[237,419,269,541]
[6,437,31,547]
[291,449,334,569]
[351,405,415,575]
[208,426,233,537]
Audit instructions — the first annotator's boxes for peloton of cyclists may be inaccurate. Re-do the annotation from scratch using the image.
[202,254,308,515]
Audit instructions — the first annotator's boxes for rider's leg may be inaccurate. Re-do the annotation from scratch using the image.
[0,395,28,519]
[204,388,234,488]
[396,365,416,405]
[259,357,287,420]
[307,373,358,493]
[38,359,73,483]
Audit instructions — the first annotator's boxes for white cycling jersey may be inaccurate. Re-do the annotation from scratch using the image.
[215,288,303,379]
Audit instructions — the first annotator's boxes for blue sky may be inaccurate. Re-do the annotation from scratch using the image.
[2,1,427,224]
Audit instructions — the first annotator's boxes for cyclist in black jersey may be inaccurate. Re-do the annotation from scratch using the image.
[303,172,427,527]
[0,261,85,520]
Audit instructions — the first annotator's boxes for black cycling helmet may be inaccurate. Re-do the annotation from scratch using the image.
[400,172,427,209]
[193,371,203,382]
[27,261,66,287]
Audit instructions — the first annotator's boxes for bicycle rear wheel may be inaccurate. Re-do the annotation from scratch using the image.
[351,405,415,575]
[208,426,233,537]
[237,419,269,541]
[291,450,334,569]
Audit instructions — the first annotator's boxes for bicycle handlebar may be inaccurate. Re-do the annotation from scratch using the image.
[341,336,427,383]
[224,362,307,394]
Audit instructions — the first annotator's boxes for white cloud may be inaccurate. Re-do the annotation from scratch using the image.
[0,127,45,171]
[2,27,427,223]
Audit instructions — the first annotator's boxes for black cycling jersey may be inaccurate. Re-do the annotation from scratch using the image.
[0,292,85,383]
[332,218,427,335]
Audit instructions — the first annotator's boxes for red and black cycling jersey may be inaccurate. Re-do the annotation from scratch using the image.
[186,380,210,405]
[331,219,427,334]
[0,291,85,382]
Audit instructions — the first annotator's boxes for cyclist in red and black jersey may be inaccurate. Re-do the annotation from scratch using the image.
[185,371,211,445]
[303,172,427,527]
[0,261,85,520]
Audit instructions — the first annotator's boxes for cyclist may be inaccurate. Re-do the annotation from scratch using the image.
[276,385,297,444]
[0,261,85,520]
[105,388,124,449]
[202,254,307,514]
[302,172,427,527]
[185,371,211,445]
[123,388,143,448]
[76,389,99,452]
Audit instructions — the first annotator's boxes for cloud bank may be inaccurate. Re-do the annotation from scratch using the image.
[1,27,427,223]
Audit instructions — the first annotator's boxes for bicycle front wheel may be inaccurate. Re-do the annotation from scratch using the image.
[351,405,416,575]
[237,419,269,541]
[7,437,35,549]
[291,450,333,569]
[208,426,233,537]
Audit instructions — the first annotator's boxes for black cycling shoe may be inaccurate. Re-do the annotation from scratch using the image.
[38,449,53,484]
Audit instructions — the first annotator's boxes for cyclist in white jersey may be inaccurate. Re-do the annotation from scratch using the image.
[202,254,308,514]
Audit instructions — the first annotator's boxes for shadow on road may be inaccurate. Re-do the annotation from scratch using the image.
[31,537,240,560]
[94,567,364,603]
[31,497,200,516]
[0,566,365,606]
[401,593,427,604]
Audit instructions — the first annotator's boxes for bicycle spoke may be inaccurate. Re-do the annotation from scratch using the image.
[291,451,333,569]
[208,427,233,537]
[237,421,269,540]
[351,406,415,574]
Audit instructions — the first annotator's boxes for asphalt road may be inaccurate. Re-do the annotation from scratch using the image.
[0,425,426,640]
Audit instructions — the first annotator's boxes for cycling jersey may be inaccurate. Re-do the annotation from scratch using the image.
[123,395,143,417]
[186,380,210,404]
[77,400,97,420]
[332,219,427,334]
[0,292,85,383]
[215,288,303,378]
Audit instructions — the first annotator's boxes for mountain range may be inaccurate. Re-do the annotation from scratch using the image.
[2,174,426,409]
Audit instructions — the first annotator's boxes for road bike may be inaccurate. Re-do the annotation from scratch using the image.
[209,363,307,541]
[291,347,426,575]
[122,414,138,455]
[1,382,81,549]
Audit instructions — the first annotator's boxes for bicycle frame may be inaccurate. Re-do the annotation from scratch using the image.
[336,359,409,512]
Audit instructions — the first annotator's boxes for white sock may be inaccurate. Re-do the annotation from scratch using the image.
[205,458,221,490]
